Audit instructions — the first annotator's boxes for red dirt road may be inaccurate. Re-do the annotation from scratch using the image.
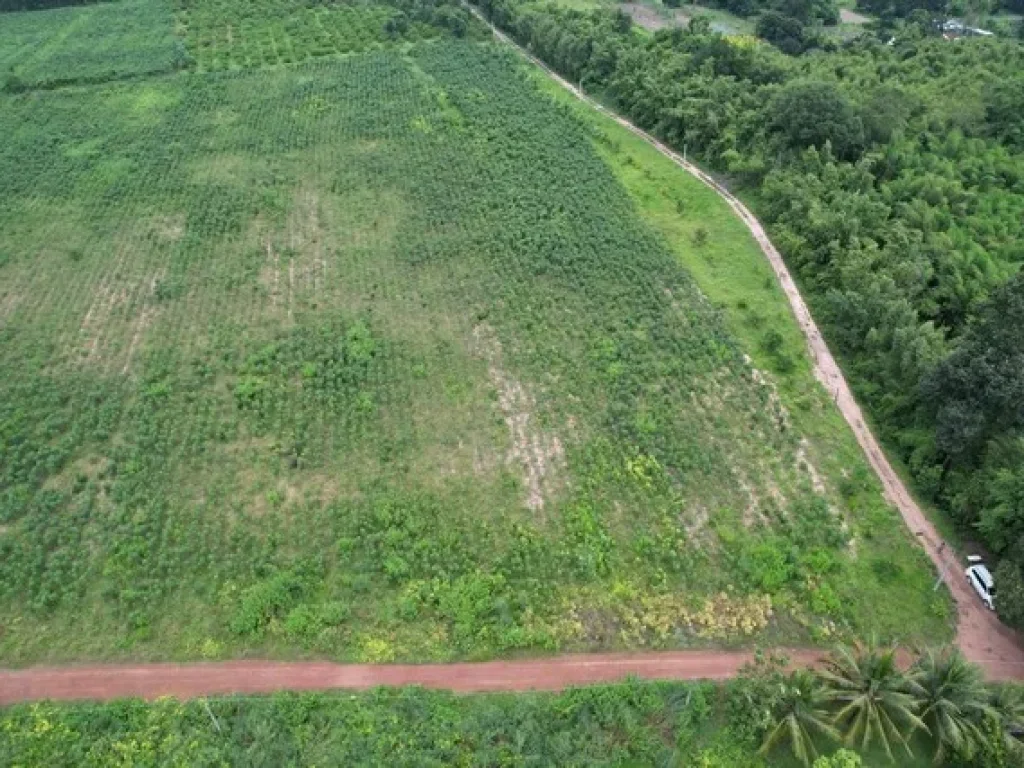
[0,651,823,704]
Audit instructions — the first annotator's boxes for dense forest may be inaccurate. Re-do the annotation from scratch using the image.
[473,0,1024,625]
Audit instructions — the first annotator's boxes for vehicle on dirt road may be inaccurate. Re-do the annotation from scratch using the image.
[966,555,996,610]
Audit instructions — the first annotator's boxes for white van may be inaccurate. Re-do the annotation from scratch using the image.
[966,555,995,610]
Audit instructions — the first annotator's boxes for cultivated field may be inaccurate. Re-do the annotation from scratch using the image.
[0,0,182,89]
[0,0,947,663]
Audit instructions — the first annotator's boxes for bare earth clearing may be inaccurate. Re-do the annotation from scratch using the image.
[839,7,870,23]
[621,2,673,30]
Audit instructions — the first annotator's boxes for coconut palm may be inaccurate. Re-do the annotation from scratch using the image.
[818,642,928,762]
[910,648,995,764]
[986,683,1024,757]
[758,669,842,767]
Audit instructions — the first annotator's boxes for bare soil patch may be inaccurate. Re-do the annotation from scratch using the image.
[473,325,564,512]
[621,2,670,30]
[840,8,870,23]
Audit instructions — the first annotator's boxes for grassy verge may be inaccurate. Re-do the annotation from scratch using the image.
[736,185,970,556]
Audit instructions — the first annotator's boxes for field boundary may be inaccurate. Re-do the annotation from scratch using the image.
[460,3,1024,674]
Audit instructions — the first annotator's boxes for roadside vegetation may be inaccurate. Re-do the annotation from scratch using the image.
[471,0,1024,629]
[743,645,1024,767]
[2,646,1021,766]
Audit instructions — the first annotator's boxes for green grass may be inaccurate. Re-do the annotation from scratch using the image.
[678,2,757,34]
[0,0,183,89]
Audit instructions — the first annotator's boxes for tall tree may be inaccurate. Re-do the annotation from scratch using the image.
[818,643,927,760]
[911,648,995,764]
[757,11,810,55]
[922,272,1024,465]
[768,80,865,160]
[759,669,842,766]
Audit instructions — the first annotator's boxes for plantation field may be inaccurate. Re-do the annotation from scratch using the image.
[176,0,476,71]
[0,30,949,662]
[0,0,183,90]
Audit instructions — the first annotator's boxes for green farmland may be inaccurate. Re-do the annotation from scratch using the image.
[0,0,949,664]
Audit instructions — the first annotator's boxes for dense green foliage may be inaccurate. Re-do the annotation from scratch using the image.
[0,681,755,767]
[473,0,1024,627]
[745,646,1024,766]
[858,0,1021,23]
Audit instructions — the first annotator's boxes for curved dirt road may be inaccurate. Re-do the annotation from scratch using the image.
[0,17,1021,707]
[466,7,1024,678]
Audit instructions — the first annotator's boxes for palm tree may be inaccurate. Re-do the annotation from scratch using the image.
[758,669,841,767]
[818,642,928,762]
[910,648,995,764]
[986,683,1024,757]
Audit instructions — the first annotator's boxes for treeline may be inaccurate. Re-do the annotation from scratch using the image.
[0,0,98,10]
[473,0,1024,625]
[860,0,1024,21]
[673,0,840,26]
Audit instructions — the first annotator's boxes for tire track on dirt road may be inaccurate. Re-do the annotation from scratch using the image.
[463,5,1024,677]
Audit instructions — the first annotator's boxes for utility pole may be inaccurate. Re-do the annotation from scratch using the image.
[203,699,223,734]
[933,555,949,591]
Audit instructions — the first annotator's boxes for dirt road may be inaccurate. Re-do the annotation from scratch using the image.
[0,13,1021,708]
[466,7,1024,678]
[0,650,826,704]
